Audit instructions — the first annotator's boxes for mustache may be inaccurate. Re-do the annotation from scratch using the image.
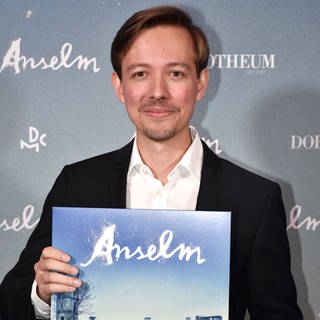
[140,98,180,112]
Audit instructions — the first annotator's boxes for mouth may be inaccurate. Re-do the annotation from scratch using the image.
[140,106,179,118]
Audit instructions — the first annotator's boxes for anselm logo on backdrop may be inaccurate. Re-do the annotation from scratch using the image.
[208,53,276,74]
[287,205,320,232]
[0,38,100,74]
[0,205,39,232]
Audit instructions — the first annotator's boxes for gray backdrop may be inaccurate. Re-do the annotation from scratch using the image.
[0,1,319,319]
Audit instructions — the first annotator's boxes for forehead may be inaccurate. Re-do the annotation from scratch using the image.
[122,26,195,67]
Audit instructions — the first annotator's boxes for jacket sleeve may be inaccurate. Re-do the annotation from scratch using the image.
[0,167,68,320]
[246,183,303,320]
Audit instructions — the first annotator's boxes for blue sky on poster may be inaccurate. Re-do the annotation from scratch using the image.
[53,207,231,320]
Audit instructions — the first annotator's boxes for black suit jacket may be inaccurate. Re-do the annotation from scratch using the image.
[0,141,303,320]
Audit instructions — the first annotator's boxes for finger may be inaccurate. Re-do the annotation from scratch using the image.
[37,281,81,305]
[35,269,82,305]
[40,246,70,263]
[35,258,79,276]
[40,271,82,288]
[42,283,80,295]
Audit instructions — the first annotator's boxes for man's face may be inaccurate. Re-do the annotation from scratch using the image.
[113,25,208,143]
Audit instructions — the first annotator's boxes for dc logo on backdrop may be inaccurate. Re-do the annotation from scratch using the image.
[290,135,320,150]
[20,126,47,152]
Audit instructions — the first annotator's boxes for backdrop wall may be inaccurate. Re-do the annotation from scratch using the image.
[1,1,319,319]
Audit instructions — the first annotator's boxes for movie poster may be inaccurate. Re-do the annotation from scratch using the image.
[51,207,231,320]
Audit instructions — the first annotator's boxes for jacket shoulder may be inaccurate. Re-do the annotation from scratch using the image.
[202,141,278,191]
[221,157,277,189]
[48,141,133,207]
[65,140,133,173]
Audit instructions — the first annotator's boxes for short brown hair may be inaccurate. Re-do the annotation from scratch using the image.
[111,6,210,79]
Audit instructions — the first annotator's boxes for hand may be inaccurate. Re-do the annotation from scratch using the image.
[34,246,82,305]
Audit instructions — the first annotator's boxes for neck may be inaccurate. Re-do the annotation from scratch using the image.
[136,128,192,184]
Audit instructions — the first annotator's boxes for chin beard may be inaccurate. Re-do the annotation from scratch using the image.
[141,127,176,142]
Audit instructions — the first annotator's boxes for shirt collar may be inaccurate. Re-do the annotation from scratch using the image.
[127,126,203,181]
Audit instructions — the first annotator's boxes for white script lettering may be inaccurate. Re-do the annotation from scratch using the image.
[287,205,320,231]
[0,38,101,74]
[0,205,39,232]
[202,137,222,155]
[80,224,206,267]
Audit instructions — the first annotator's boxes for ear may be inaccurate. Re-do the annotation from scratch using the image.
[112,72,125,104]
[196,68,209,102]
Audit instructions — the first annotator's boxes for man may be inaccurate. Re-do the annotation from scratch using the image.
[0,6,303,320]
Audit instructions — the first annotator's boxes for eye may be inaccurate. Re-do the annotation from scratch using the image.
[169,70,184,78]
[133,71,147,78]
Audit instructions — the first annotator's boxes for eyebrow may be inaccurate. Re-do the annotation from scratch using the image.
[167,62,192,70]
[126,62,192,72]
[126,63,149,72]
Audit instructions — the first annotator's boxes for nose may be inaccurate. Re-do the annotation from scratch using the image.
[149,75,168,101]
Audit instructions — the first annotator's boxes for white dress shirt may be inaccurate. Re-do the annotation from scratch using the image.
[32,127,203,318]
[127,126,203,210]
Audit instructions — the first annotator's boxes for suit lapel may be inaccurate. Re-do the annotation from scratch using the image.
[196,141,224,211]
[108,140,134,208]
